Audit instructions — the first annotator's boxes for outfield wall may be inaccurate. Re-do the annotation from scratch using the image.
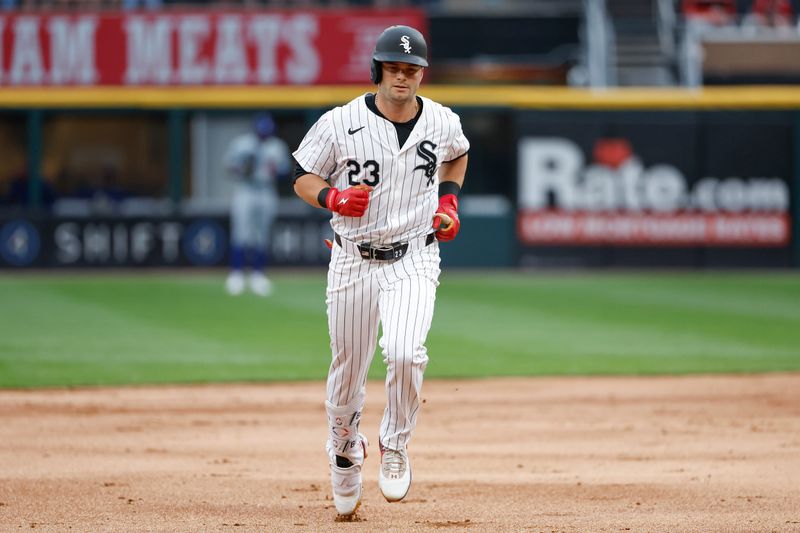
[1,86,798,269]
[0,201,514,269]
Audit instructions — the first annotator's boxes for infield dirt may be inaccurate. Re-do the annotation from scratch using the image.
[1,374,799,532]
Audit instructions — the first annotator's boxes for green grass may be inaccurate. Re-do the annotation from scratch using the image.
[1,271,799,388]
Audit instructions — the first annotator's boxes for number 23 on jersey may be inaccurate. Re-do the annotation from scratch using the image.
[346,159,380,187]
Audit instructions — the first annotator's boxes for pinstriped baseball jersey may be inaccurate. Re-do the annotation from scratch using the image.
[292,93,469,245]
[297,90,469,479]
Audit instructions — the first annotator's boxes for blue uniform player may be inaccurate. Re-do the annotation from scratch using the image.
[224,112,291,296]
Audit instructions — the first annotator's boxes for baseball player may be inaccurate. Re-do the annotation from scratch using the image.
[224,112,290,296]
[292,25,469,518]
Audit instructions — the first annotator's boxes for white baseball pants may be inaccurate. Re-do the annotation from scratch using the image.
[325,238,440,460]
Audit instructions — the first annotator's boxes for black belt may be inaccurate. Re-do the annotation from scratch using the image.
[334,233,436,261]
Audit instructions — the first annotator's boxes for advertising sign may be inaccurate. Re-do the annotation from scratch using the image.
[0,214,333,268]
[0,9,425,86]
[516,111,794,265]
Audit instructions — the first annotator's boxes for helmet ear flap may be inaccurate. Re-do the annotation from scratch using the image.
[370,60,382,84]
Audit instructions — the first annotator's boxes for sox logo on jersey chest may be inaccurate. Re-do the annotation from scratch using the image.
[414,140,438,186]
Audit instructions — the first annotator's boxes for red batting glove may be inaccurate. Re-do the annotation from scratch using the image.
[433,194,460,241]
[325,186,371,217]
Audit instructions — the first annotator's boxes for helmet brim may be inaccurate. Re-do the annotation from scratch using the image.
[373,52,428,68]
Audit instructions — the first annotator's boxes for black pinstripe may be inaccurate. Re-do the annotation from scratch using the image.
[294,92,466,455]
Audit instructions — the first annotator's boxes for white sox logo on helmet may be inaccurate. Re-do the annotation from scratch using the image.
[400,35,412,53]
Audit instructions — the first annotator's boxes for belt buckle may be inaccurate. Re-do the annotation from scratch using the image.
[371,244,396,260]
[357,242,384,260]
[356,241,408,261]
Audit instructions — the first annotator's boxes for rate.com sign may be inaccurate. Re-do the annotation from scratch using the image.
[516,111,793,247]
[0,9,425,86]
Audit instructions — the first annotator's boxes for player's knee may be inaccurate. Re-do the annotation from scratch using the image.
[383,343,428,370]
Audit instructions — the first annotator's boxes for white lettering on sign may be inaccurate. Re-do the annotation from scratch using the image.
[0,18,5,84]
[178,15,210,84]
[48,17,98,84]
[84,223,111,263]
[124,16,173,84]
[249,15,281,83]
[518,212,789,246]
[53,221,187,264]
[214,15,247,83]
[0,13,324,85]
[10,17,45,85]
[519,138,788,213]
[160,222,182,261]
[283,14,319,84]
[55,223,81,263]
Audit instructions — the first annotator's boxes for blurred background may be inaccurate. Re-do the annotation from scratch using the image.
[1,0,798,270]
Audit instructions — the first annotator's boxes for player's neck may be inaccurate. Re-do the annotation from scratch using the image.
[375,92,419,123]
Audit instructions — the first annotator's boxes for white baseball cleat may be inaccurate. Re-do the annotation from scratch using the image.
[330,434,368,517]
[248,272,273,297]
[378,445,411,502]
[225,271,245,296]
[330,463,363,516]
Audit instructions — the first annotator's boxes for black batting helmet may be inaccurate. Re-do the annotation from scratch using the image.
[370,25,429,84]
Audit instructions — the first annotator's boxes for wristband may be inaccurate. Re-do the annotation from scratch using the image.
[438,181,461,198]
[317,187,331,208]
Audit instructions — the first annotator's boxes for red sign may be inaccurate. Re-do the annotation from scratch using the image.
[0,9,426,86]
[518,211,790,247]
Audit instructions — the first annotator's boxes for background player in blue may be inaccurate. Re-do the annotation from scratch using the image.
[293,25,469,518]
[224,112,290,297]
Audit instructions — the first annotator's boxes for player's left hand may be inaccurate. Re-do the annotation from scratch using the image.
[433,194,460,241]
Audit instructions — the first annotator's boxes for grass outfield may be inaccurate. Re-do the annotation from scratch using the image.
[1,271,799,388]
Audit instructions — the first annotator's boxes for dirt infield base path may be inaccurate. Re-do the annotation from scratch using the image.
[1,375,799,532]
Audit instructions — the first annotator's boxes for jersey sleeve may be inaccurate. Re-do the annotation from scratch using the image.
[292,112,337,179]
[444,110,470,163]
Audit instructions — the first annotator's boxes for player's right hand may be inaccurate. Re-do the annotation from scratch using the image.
[325,186,372,217]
